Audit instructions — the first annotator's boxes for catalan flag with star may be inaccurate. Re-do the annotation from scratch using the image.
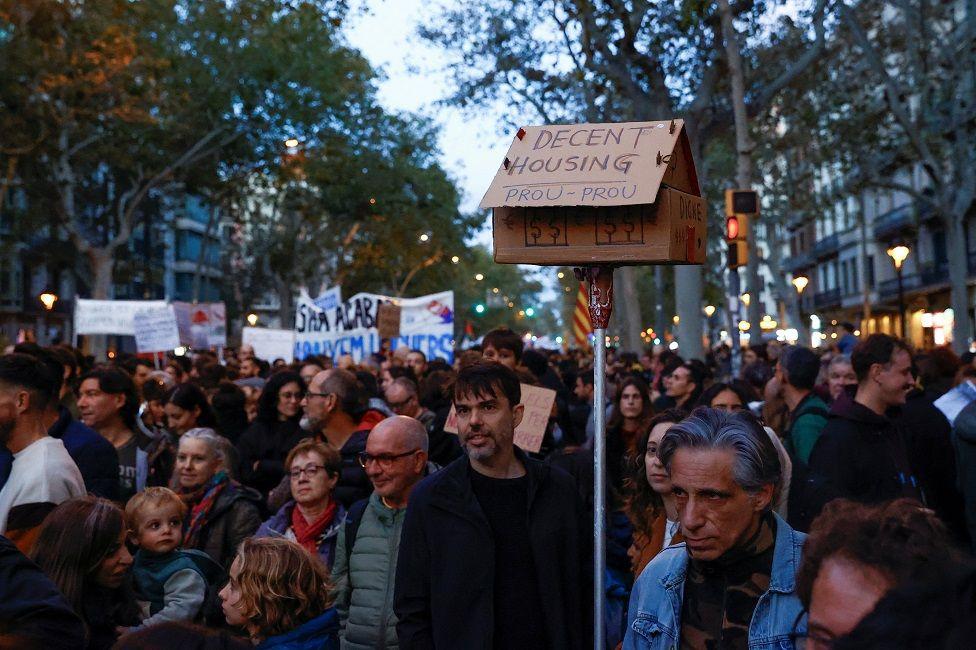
[572,282,592,347]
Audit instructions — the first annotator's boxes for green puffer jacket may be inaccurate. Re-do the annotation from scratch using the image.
[330,492,405,650]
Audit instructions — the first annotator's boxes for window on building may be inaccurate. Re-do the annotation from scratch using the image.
[867,255,875,287]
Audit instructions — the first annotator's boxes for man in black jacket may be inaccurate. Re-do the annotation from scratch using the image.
[807,334,922,514]
[394,361,590,650]
[0,534,85,648]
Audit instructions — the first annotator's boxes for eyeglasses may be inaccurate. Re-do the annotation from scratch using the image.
[289,464,328,479]
[279,391,305,401]
[357,449,419,469]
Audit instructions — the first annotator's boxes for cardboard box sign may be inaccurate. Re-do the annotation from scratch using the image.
[376,302,401,339]
[480,119,706,266]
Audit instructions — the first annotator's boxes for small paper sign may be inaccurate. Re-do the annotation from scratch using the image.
[133,306,181,353]
[443,383,557,453]
[377,302,402,339]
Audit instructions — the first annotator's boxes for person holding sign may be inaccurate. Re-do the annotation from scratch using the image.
[394,361,590,650]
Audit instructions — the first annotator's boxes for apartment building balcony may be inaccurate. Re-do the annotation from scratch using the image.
[873,202,915,240]
[783,250,813,274]
[812,234,840,260]
[813,287,842,310]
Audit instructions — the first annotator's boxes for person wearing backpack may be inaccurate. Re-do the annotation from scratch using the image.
[330,416,428,650]
[776,345,830,531]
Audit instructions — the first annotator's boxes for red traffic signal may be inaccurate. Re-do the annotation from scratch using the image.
[726,216,740,241]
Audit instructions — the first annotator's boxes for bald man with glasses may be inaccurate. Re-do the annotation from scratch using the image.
[331,416,429,650]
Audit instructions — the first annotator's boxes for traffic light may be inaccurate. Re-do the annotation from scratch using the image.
[725,189,757,270]
[474,303,486,314]
[525,307,536,317]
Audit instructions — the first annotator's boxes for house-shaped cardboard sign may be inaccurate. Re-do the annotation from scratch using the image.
[480,120,706,266]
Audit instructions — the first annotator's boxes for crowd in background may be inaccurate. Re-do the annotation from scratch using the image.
[1,325,975,649]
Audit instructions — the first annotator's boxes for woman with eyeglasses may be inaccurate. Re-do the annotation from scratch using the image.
[176,428,263,569]
[236,371,308,496]
[255,439,345,568]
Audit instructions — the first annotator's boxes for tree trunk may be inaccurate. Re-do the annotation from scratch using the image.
[675,266,704,359]
[946,210,972,353]
[717,0,761,336]
[614,266,644,352]
[88,249,114,360]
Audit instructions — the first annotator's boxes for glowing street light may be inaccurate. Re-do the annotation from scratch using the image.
[246,313,259,326]
[703,305,716,317]
[284,138,300,148]
[791,275,809,294]
[474,273,484,281]
[740,293,751,307]
[419,233,430,242]
[451,255,460,264]
[887,244,911,338]
[39,291,58,311]
[557,271,565,279]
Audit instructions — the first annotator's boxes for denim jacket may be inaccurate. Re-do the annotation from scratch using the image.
[623,513,807,650]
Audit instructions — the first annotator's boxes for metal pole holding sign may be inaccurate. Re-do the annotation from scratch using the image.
[577,265,614,650]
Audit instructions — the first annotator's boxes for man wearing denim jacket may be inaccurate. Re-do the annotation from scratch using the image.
[624,408,806,650]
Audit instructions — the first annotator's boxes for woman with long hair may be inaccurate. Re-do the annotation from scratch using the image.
[218,537,338,649]
[623,409,685,577]
[606,375,654,496]
[29,496,140,650]
[236,371,307,495]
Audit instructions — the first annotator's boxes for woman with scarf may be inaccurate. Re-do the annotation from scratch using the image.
[175,428,263,569]
[254,439,346,569]
[236,371,308,496]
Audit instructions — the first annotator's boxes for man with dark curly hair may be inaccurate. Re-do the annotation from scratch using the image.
[796,498,962,648]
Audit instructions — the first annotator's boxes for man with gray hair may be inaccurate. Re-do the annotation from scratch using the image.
[624,407,807,650]
[331,416,429,650]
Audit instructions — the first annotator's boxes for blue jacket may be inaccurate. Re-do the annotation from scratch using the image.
[0,407,119,500]
[256,608,340,650]
[254,500,346,569]
[623,513,807,650]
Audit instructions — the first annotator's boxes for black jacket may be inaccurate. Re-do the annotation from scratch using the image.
[190,483,264,569]
[0,534,85,649]
[236,418,306,495]
[394,449,591,650]
[807,391,922,514]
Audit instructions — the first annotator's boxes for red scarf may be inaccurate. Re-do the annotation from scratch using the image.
[290,500,338,554]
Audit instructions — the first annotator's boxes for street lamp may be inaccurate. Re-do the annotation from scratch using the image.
[887,244,910,338]
[792,275,809,331]
[740,293,751,308]
[39,291,58,311]
[704,305,716,317]
[246,313,258,327]
[284,138,299,148]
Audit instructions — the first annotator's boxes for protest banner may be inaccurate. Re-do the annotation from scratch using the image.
[294,289,454,363]
[313,286,342,311]
[172,302,227,348]
[132,306,181,353]
[443,383,556,453]
[74,299,169,335]
[242,327,296,363]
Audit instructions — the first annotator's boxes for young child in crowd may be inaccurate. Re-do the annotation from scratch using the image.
[124,487,220,630]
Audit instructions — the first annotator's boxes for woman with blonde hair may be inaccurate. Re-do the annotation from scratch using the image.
[218,537,338,649]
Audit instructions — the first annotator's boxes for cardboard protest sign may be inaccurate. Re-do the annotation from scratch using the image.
[480,120,706,266]
[294,290,454,363]
[74,299,169,335]
[132,306,181,353]
[377,302,401,339]
[443,383,557,454]
[242,327,296,363]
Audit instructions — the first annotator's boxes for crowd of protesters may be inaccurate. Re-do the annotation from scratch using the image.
[1,325,975,649]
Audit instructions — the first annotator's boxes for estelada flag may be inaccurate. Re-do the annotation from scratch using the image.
[572,282,592,347]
